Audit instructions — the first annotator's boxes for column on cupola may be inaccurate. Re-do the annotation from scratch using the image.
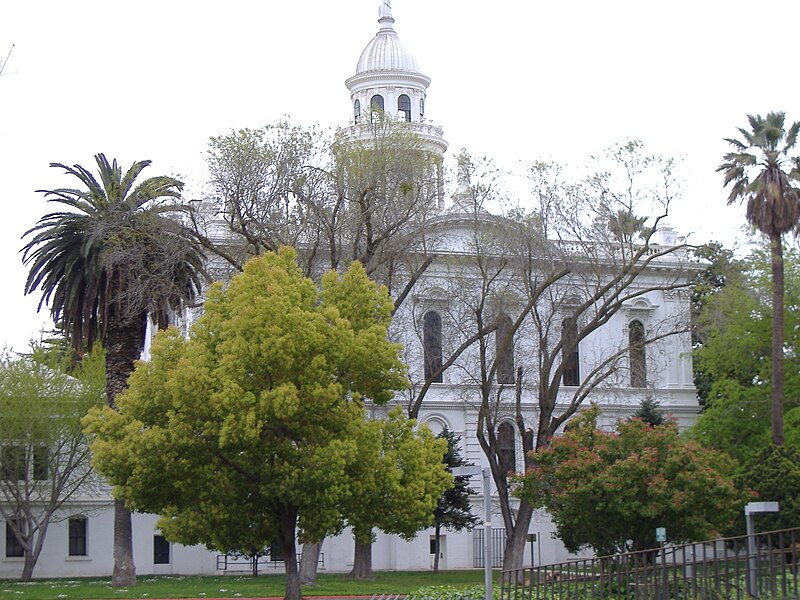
[343,0,449,209]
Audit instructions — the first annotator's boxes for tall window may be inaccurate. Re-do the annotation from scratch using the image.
[354,99,361,124]
[496,314,515,384]
[1,446,25,481]
[629,320,646,388]
[32,446,49,481]
[68,517,87,556]
[5,520,23,557]
[153,534,170,564]
[497,422,517,474]
[423,311,443,383]
[561,318,580,386]
[398,94,411,121]
[420,98,425,119]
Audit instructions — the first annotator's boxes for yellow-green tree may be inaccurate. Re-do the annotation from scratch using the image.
[344,407,451,579]
[84,248,409,600]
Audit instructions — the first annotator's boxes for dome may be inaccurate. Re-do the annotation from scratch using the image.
[355,3,421,75]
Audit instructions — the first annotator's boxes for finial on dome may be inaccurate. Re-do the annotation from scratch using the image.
[378,0,394,29]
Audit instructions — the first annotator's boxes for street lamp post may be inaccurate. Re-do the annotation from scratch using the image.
[744,501,779,598]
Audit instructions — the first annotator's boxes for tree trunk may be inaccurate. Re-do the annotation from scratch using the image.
[349,539,373,579]
[433,524,441,573]
[503,499,533,574]
[106,308,145,587]
[769,233,785,445]
[278,506,301,600]
[300,540,323,584]
[112,499,136,587]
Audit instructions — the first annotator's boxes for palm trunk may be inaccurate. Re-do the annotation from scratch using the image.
[106,307,146,587]
[112,499,136,586]
[349,539,373,579]
[770,233,785,445]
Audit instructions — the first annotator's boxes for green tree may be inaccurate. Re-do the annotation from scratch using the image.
[740,444,800,533]
[517,406,742,556]
[432,429,478,574]
[344,409,451,579]
[22,154,205,586]
[84,248,409,600]
[0,348,104,581]
[690,248,800,466]
[718,112,800,445]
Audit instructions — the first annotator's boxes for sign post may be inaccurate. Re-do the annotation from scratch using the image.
[453,465,492,600]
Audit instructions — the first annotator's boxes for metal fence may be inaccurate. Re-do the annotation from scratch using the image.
[474,527,506,568]
[500,527,800,599]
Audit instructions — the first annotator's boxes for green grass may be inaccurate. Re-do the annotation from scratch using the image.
[0,569,493,600]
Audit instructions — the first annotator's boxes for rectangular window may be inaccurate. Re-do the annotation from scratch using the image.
[154,535,170,564]
[1,446,26,481]
[5,521,24,557]
[32,446,49,481]
[68,517,87,556]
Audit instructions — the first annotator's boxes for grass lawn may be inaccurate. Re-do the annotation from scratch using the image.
[0,569,494,600]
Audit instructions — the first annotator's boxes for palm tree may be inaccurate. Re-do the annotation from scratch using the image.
[21,154,206,586]
[718,112,800,445]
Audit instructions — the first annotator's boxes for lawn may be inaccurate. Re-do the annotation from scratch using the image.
[0,570,493,600]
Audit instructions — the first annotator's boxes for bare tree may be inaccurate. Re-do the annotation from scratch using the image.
[397,142,696,570]
[195,118,443,309]
[0,351,104,581]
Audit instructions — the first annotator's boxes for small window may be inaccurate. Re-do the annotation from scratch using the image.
[398,94,411,122]
[354,99,361,124]
[1,446,26,481]
[420,98,425,119]
[154,534,170,564]
[423,311,443,383]
[370,94,384,121]
[5,520,24,558]
[629,320,646,388]
[497,422,517,474]
[561,318,580,386]
[69,517,87,556]
[496,314,515,384]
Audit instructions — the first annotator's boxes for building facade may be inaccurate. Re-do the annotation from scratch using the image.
[0,1,699,579]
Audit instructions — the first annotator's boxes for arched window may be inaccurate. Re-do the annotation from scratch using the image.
[423,311,443,383]
[497,422,517,474]
[629,320,646,388]
[398,94,411,122]
[561,318,580,386]
[354,99,361,124]
[420,98,425,120]
[370,94,384,116]
[496,314,515,384]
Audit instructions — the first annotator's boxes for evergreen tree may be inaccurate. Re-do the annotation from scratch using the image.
[631,397,666,426]
[432,429,479,573]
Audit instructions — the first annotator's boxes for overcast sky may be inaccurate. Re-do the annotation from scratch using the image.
[1,0,798,352]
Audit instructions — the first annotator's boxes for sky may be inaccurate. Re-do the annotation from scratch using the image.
[1,0,798,352]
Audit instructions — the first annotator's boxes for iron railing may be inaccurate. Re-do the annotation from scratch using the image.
[474,527,507,568]
[500,527,799,599]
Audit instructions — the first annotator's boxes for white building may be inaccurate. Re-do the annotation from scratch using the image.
[1,1,699,579]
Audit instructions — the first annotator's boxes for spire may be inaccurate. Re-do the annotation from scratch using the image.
[378,0,395,30]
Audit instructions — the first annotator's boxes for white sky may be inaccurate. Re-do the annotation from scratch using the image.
[1,0,798,352]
